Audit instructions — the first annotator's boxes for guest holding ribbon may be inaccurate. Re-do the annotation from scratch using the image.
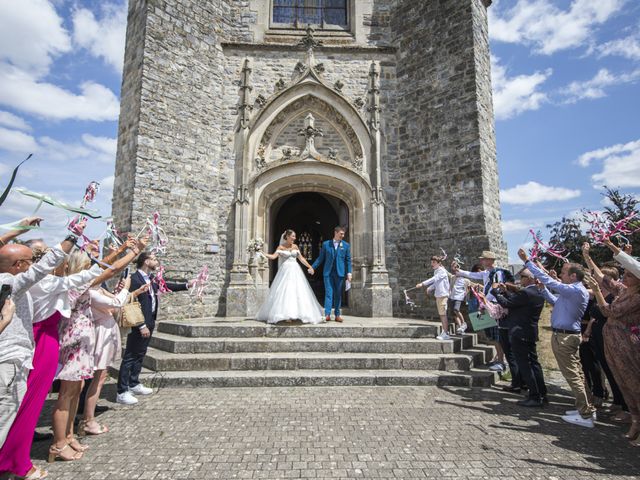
[116,252,191,405]
[518,248,596,428]
[585,256,640,446]
[80,275,149,436]
[416,255,451,340]
[49,237,146,463]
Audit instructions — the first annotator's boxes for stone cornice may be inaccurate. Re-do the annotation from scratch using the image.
[222,41,397,55]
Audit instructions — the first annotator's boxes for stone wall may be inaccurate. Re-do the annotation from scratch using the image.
[114,0,505,319]
[387,0,505,312]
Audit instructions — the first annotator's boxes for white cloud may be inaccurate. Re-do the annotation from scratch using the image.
[0,63,120,121]
[72,2,127,73]
[501,181,581,205]
[561,68,640,103]
[489,0,625,55]
[100,175,115,191]
[0,127,38,152]
[491,56,551,120]
[596,33,640,61]
[39,135,117,165]
[0,111,31,131]
[579,139,640,188]
[577,139,640,167]
[502,219,531,233]
[0,0,71,76]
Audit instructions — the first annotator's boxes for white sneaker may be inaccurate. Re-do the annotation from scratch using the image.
[116,391,139,405]
[561,412,595,428]
[436,332,451,341]
[565,410,597,420]
[129,384,153,395]
[456,327,465,334]
[460,323,468,332]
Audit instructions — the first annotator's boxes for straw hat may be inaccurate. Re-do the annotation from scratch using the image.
[478,250,497,259]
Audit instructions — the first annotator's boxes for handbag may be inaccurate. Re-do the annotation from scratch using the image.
[119,295,145,328]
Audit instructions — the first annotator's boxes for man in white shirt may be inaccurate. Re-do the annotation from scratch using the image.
[0,217,81,447]
[416,256,451,340]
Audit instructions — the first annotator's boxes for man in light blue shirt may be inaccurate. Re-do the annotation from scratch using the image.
[518,248,595,428]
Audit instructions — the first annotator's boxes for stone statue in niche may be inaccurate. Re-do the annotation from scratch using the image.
[255,143,267,169]
[298,113,323,159]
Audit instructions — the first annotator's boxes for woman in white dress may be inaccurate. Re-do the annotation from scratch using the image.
[256,229,324,324]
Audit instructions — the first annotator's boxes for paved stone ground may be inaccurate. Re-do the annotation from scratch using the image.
[30,382,639,480]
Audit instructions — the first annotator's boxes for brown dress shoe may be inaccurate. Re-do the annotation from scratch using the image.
[335,316,343,323]
[325,315,332,322]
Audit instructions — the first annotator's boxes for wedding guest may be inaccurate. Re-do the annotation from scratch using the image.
[492,269,547,406]
[416,256,451,341]
[0,226,117,477]
[603,239,640,278]
[582,243,629,418]
[50,238,145,462]
[447,261,470,334]
[455,252,510,372]
[0,218,78,453]
[586,265,640,445]
[0,299,15,336]
[116,252,191,405]
[80,275,148,435]
[519,248,595,428]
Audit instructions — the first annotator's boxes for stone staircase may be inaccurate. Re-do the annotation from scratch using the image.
[121,317,497,388]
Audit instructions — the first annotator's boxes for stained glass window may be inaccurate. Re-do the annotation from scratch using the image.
[273,0,348,28]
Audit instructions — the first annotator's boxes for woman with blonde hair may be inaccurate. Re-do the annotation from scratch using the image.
[49,237,146,462]
[80,275,149,435]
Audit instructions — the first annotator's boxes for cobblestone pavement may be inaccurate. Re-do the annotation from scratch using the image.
[31,383,639,480]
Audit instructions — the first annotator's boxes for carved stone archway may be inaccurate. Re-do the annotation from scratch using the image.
[226,31,391,317]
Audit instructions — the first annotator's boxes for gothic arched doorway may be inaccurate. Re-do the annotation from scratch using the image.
[270,192,348,302]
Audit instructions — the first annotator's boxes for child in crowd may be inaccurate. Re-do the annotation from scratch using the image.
[416,256,451,340]
[447,261,470,334]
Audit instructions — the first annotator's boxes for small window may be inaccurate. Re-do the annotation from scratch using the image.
[272,0,348,29]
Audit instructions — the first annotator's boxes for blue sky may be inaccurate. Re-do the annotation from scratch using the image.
[0,0,639,263]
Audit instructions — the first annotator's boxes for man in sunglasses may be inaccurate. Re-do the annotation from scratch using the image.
[0,217,83,448]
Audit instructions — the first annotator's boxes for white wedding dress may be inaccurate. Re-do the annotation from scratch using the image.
[256,249,324,324]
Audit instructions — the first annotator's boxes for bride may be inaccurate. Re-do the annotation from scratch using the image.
[256,229,324,324]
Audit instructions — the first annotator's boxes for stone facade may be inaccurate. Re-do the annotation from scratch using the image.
[113,0,506,319]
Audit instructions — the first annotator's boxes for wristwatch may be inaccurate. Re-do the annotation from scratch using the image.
[64,234,78,245]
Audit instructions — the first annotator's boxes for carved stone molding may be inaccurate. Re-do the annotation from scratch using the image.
[275,78,286,91]
[234,184,249,204]
[238,59,253,129]
[261,95,363,159]
[254,94,267,109]
[254,143,267,170]
[333,80,344,92]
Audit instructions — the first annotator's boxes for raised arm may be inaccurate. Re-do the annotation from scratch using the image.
[582,242,604,282]
[456,269,485,281]
[90,236,147,287]
[0,216,43,246]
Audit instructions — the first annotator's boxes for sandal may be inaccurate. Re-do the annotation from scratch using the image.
[625,420,640,440]
[79,419,109,436]
[67,437,89,453]
[21,466,49,479]
[47,443,82,463]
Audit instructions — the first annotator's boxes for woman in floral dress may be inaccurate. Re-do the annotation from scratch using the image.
[49,238,145,462]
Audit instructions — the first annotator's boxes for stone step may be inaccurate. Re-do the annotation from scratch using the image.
[127,368,497,388]
[142,349,484,372]
[157,320,440,338]
[149,332,475,354]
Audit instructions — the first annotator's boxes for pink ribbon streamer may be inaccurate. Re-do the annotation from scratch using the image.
[154,266,171,295]
[191,265,209,300]
[529,230,569,263]
[584,211,640,245]
[147,211,168,255]
[80,181,100,208]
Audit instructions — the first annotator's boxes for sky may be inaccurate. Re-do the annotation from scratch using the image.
[0,0,639,263]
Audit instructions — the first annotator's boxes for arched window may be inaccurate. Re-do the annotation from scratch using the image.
[272,0,348,29]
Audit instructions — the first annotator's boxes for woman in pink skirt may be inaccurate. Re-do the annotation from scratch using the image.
[80,276,148,435]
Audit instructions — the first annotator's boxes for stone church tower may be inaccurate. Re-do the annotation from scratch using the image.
[112,0,506,319]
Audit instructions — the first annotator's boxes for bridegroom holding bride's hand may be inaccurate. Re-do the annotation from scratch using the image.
[311,226,352,323]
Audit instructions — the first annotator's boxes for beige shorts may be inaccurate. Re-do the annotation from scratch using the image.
[435,296,448,316]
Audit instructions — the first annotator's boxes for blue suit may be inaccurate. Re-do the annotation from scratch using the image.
[312,240,352,316]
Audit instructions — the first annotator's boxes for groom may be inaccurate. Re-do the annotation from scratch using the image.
[310,226,352,322]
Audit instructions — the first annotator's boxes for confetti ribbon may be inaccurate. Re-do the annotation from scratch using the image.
[190,265,209,300]
[137,211,168,254]
[153,266,171,294]
[0,154,32,208]
[453,251,465,266]
[583,211,640,245]
[80,181,100,208]
[104,219,123,247]
[529,229,569,263]
[439,248,448,261]
[403,286,420,310]
[14,187,101,218]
